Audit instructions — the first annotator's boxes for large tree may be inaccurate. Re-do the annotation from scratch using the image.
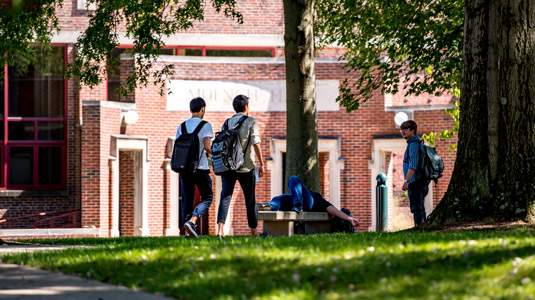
[283,0,320,192]
[428,0,535,224]
[316,0,535,224]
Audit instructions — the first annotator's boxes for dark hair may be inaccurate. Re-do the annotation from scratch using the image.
[190,97,206,113]
[232,94,249,112]
[400,120,418,134]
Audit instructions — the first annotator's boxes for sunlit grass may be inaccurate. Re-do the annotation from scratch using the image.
[2,230,534,300]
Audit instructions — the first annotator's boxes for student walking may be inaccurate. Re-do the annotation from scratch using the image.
[216,95,265,238]
[175,97,214,238]
[400,120,430,226]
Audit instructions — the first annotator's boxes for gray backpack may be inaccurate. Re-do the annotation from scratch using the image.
[211,116,250,175]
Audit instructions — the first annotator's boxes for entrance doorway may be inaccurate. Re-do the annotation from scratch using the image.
[109,135,149,237]
[369,138,434,231]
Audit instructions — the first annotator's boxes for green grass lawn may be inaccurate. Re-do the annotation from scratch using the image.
[2,230,535,300]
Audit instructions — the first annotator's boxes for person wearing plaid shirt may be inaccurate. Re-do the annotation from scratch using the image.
[400,120,429,226]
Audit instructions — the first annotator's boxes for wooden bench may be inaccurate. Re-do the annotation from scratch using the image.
[258,211,333,237]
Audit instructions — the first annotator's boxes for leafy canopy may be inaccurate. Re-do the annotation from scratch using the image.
[0,0,61,72]
[70,0,242,96]
[315,0,464,111]
[0,0,242,95]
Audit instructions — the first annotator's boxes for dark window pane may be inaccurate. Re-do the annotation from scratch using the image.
[179,48,202,56]
[160,49,176,56]
[0,72,4,119]
[8,47,64,118]
[10,147,33,185]
[38,147,62,185]
[8,122,34,140]
[206,49,273,57]
[38,122,64,141]
[107,48,135,101]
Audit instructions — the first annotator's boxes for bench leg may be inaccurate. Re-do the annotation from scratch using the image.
[263,221,294,237]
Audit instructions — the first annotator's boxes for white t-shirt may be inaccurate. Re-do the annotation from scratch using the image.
[175,117,214,170]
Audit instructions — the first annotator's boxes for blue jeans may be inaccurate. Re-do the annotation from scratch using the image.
[179,169,213,228]
[408,180,429,226]
[266,176,315,211]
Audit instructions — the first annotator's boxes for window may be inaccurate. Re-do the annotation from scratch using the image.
[1,46,66,190]
[177,47,274,57]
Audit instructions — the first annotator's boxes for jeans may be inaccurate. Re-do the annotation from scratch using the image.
[408,179,429,226]
[217,170,257,228]
[267,176,315,211]
[179,169,213,229]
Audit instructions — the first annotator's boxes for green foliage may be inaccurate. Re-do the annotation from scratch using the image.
[0,0,61,76]
[422,99,459,150]
[315,0,464,111]
[68,0,242,97]
[3,230,535,299]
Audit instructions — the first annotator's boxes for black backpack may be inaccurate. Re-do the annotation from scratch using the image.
[211,116,250,175]
[411,140,444,183]
[331,208,355,233]
[171,120,207,174]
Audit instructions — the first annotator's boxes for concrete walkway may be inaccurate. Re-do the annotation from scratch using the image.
[0,245,175,300]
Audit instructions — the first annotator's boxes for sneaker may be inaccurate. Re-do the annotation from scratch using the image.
[184,221,198,238]
[291,206,302,213]
[256,203,272,211]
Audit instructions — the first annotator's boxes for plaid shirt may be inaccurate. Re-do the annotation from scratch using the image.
[403,135,421,183]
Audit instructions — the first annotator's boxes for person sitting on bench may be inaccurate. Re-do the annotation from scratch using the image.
[259,176,360,228]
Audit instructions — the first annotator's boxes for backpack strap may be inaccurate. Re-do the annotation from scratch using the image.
[234,116,252,153]
[192,120,207,135]
[232,115,249,130]
[181,120,207,135]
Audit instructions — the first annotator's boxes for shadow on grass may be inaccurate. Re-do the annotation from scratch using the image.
[3,230,535,299]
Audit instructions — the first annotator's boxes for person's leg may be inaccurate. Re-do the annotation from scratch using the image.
[266,195,292,211]
[288,176,314,211]
[217,172,237,237]
[408,181,425,226]
[191,170,213,223]
[237,170,258,236]
[180,174,196,232]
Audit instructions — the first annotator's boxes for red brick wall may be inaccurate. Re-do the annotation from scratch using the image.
[119,151,135,236]
[115,59,457,235]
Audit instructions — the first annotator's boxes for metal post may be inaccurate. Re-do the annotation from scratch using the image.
[376,173,388,231]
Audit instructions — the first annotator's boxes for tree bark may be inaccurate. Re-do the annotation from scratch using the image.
[427,0,535,226]
[283,0,320,193]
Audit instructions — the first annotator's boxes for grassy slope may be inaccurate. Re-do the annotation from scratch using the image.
[2,230,535,300]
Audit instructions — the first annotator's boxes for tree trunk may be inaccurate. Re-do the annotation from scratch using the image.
[427,0,535,226]
[283,0,320,193]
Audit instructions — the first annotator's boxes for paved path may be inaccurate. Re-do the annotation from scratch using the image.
[0,245,174,300]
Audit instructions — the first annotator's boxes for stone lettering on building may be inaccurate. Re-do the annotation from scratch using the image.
[167,80,340,112]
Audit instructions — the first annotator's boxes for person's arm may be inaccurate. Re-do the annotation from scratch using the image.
[402,141,419,191]
[203,136,212,156]
[326,206,360,228]
[402,169,415,191]
[253,143,264,178]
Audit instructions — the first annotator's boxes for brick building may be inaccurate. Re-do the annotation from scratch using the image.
[0,0,457,237]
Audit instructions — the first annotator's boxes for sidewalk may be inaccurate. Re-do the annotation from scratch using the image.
[0,244,174,300]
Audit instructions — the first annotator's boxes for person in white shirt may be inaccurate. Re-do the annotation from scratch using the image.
[175,97,214,238]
